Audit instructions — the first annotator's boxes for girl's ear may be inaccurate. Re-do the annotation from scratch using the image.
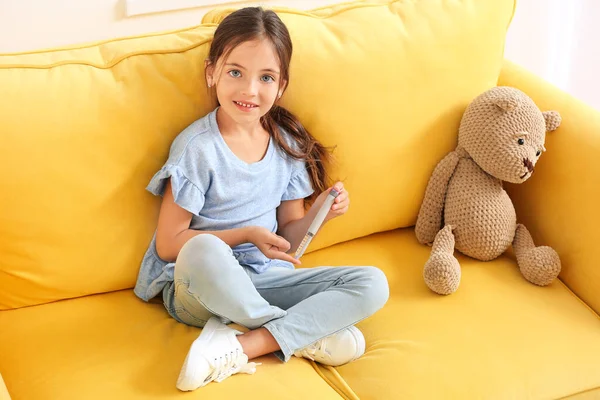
[205,59,215,88]
[278,80,288,98]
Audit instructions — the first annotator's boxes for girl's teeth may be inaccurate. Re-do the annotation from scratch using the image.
[236,101,254,108]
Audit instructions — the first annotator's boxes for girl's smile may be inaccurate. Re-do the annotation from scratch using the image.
[233,100,259,112]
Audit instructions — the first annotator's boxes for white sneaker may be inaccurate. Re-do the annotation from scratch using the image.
[293,326,366,366]
[176,317,260,391]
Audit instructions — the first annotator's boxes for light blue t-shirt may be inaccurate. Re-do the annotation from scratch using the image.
[134,108,314,302]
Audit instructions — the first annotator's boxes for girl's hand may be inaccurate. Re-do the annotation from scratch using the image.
[314,182,350,222]
[247,226,301,265]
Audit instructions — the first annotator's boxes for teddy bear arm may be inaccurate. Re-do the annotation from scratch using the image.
[415,151,460,244]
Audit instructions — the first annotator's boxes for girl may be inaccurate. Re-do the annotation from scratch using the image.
[134,7,389,392]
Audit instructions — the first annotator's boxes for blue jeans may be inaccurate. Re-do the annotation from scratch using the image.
[162,234,389,362]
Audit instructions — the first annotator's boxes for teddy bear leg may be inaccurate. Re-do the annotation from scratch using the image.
[513,224,561,286]
[423,225,461,295]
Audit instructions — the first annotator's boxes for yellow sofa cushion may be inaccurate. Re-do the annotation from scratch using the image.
[300,230,600,400]
[0,26,218,310]
[2,230,599,399]
[0,0,515,309]
[0,290,344,400]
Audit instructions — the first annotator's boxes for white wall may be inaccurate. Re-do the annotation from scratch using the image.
[0,0,339,52]
[505,0,600,110]
[1,0,598,110]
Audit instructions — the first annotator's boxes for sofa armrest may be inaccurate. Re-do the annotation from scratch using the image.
[499,59,600,315]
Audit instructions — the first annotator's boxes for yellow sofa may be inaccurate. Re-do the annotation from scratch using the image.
[1,1,599,398]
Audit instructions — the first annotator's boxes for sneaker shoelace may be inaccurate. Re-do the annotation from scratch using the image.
[206,349,260,384]
[300,337,329,361]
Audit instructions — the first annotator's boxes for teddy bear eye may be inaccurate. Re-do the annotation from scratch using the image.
[536,150,541,157]
[517,138,525,145]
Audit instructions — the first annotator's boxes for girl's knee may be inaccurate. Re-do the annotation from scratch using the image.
[176,234,231,277]
[360,266,390,314]
[181,233,229,255]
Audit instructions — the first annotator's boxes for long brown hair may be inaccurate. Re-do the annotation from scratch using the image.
[206,7,332,202]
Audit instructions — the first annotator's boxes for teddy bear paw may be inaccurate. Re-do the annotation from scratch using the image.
[423,252,461,295]
[518,246,561,286]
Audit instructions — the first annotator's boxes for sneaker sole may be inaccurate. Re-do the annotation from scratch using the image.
[346,326,366,362]
[176,317,223,391]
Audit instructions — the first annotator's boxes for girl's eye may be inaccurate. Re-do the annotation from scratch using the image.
[228,70,241,78]
[536,150,541,157]
[261,75,275,83]
[517,138,525,145]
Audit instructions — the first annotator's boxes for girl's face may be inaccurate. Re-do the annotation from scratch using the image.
[207,39,285,125]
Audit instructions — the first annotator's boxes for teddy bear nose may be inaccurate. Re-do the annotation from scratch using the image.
[523,158,534,173]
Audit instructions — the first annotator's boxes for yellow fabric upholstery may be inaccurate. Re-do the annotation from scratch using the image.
[301,230,600,400]
[2,0,599,399]
[1,230,599,399]
[0,0,515,309]
[0,290,343,400]
[0,26,218,310]
[499,60,600,315]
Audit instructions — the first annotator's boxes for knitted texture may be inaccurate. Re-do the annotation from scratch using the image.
[415,151,460,245]
[513,224,562,286]
[415,86,562,294]
[423,225,461,295]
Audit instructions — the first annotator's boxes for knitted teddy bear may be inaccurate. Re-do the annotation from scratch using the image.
[415,86,562,295]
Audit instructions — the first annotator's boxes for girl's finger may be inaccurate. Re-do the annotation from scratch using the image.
[269,234,291,252]
[337,206,349,215]
[271,250,301,265]
[335,192,348,203]
[332,197,349,211]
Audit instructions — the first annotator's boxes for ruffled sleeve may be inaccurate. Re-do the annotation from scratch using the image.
[146,120,211,216]
[146,164,205,216]
[282,163,314,201]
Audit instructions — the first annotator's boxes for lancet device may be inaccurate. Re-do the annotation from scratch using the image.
[294,188,340,259]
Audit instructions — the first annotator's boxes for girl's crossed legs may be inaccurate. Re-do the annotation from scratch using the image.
[163,234,389,390]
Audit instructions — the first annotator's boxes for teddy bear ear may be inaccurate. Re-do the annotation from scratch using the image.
[543,111,562,132]
[494,97,519,112]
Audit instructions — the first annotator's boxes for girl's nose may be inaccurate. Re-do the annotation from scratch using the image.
[241,79,259,96]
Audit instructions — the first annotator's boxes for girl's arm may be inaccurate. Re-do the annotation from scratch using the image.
[276,199,314,255]
[277,182,349,254]
[155,180,251,262]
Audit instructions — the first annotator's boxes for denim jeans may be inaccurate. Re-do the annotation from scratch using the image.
[162,234,390,362]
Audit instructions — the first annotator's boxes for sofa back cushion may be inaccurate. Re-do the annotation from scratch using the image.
[0,28,216,309]
[0,0,515,309]
[204,0,516,252]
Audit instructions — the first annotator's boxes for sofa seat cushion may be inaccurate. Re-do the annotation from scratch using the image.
[2,228,600,399]
[0,290,344,400]
[299,229,600,400]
